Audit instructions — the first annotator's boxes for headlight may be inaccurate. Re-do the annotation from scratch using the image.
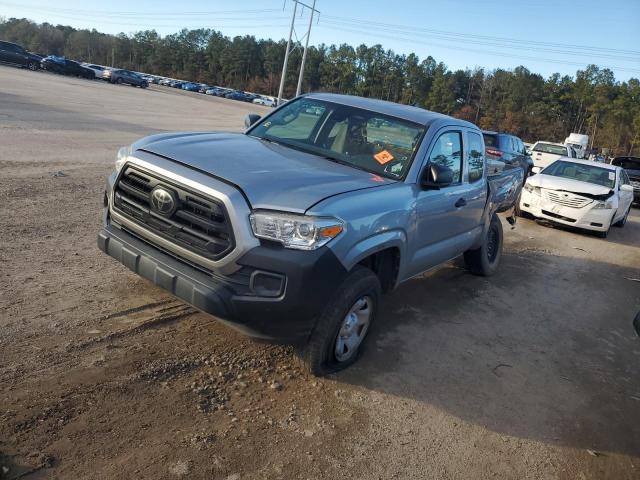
[592,199,614,210]
[250,211,344,250]
[115,145,132,172]
[523,183,541,195]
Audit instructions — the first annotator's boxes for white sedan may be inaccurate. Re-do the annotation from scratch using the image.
[253,97,276,107]
[519,157,634,237]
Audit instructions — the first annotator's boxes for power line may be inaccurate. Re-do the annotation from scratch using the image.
[321,14,640,58]
[324,20,640,64]
[318,24,640,75]
[0,1,284,16]
[320,18,640,62]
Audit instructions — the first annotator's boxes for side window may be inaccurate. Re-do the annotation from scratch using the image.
[622,171,630,185]
[467,132,484,183]
[428,131,462,184]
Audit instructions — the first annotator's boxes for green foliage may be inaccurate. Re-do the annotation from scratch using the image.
[1,17,638,156]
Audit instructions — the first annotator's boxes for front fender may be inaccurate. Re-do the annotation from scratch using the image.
[339,229,407,276]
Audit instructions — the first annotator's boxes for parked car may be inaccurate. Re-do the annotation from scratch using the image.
[170,81,185,88]
[83,63,107,77]
[519,157,634,237]
[529,141,577,173]
[0,40,42,70]
[610,156,640,204]
[213,88,231,97]
[205,87,225,96]
[253,97,276,107]
[159,78,173,86]
[482,131,533,179]
[225,90,252,101]
[197,84,211,93]
[98,93,524,375]
[109,69,148,88]
[41,56,95,79]
[182,82,200,92]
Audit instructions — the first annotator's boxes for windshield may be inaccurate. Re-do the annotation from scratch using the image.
[543,160,616,188]
[533,143,567,156]
[248,97,426,179]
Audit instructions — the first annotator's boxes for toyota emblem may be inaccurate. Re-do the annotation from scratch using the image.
[150,186,176,215]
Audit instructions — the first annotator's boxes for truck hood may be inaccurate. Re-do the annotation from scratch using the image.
[528,173,613,197]
[134,132,395,213]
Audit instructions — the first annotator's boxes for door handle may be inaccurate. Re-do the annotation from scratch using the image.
[455,198,467,208]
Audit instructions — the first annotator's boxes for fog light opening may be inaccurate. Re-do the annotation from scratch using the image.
[249,271,285,298]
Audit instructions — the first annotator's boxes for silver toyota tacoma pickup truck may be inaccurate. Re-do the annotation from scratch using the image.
[98,93,523,375]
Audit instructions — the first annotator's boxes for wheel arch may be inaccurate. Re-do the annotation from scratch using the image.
[339,230,406,293]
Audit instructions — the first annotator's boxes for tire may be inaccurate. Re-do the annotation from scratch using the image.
[613,207,630,227]
[597,229,609,238]
[296,266,381,376]
[116,78,123,84]
[464,213,503,276]
[27,61,38,71]
[514,191,523,217]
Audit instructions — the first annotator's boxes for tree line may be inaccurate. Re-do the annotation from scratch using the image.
[1,17,638,156]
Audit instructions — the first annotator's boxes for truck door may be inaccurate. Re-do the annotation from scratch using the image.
[407,128,485,277]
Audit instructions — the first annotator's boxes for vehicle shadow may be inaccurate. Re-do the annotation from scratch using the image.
[523,207,640,249]
[339,250,640,457]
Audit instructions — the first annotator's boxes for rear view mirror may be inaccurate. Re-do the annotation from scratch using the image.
[421,163,453,189]
[244,113,261,129]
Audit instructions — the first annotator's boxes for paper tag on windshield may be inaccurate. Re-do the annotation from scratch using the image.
[608,172,615,181]
[374,150,394,165]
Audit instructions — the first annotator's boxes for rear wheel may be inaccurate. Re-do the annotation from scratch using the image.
[464,213,503,276]
[27,61,38,71]
[296,266,381,376]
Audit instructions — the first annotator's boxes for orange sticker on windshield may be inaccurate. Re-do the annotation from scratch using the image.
[374,150,394,165]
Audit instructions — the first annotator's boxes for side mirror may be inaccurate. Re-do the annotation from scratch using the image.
[421,163,453,189]
[620,184,633,192]
[244,113,261,129]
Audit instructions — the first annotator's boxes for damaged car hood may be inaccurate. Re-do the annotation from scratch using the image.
[527,174,613,198]
[133,132,395,213]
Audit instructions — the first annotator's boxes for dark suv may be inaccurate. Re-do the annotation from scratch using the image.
[611,156,640,204]
[0,40,42,70]
[482,131,533,180]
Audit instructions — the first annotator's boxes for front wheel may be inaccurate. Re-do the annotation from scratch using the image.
[464,213,503,276]
[613,207,630,227]
[296,266,381,376]
[116,78,123,84]
[27,61,38,71]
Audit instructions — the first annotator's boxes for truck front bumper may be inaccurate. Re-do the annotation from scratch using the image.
[98,216,348,343]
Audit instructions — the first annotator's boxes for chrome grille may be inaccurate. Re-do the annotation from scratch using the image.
[544,190,592,208]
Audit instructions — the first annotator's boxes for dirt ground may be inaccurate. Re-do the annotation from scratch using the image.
[1,66,639,480]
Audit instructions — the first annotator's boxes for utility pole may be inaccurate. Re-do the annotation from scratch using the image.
[277,0,320,105]
[295,0,317,97]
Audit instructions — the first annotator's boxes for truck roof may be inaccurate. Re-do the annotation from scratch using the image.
[305,92,477,129]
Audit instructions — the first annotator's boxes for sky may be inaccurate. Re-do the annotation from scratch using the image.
[1,0,639,81]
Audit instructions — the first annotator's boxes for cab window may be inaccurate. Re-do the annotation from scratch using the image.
[467,132,484,183]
